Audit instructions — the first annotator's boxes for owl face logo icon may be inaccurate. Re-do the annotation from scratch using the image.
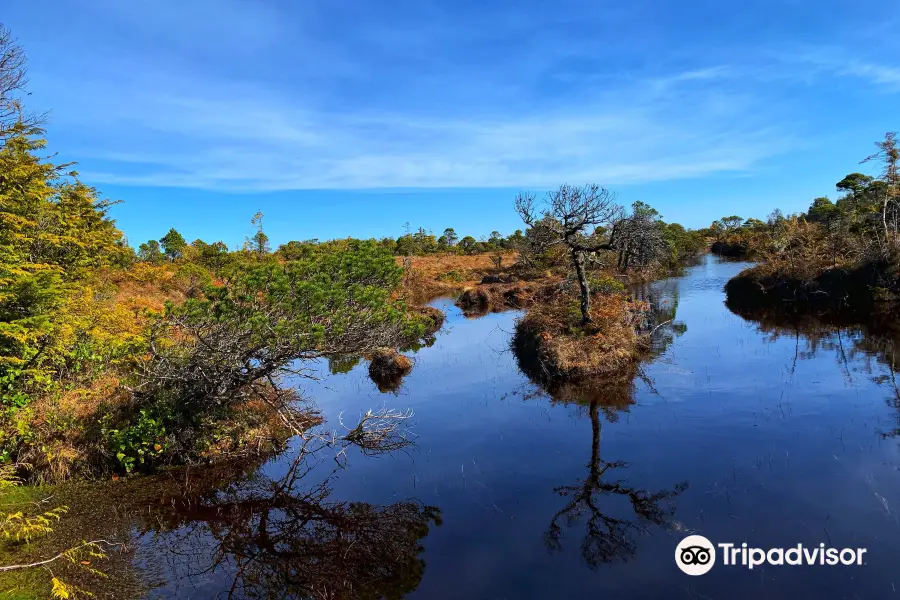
[681,545,712,565]
[676,535,716,575]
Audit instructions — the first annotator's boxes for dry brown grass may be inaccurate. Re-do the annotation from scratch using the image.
[368,348,413,376]
[456,280,555,316]
[17,378,302,483]
[54,374,127,421]
[4,265,193,482]
[398,252,520,302]
[513,288,649,380]
[400,252,518,283]
[97,264,189,313]
[367,348,414,393]
[197,389,311,462]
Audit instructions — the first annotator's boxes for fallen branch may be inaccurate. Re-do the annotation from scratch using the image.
[648,319,673,336]
[0,539,117,573]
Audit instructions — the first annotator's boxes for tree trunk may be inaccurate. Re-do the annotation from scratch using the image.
[884,194,890,247]
[572,248,591,324]
[589,400,601,480]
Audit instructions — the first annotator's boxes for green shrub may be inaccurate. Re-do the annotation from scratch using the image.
[101,408,169,473]
[589,274,625,295]
[175,263,213,298]
[436,270,464,283]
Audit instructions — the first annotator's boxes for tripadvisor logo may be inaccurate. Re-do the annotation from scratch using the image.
[675,535,868,576]
[676,535,716,576]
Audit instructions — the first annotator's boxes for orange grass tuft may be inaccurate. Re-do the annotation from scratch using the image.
[513,287,649,380]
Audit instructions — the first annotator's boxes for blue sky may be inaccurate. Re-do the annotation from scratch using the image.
[5,0,900,247]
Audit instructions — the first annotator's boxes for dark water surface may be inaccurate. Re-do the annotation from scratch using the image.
[95,255,900,598]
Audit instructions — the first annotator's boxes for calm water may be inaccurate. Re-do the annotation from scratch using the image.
[73,255,900,598]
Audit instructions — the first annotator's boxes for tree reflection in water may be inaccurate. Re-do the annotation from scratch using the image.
[143,456,440,600]
[545,399,687,567]
[72,406,444,600]
[631,278,688,361]
[513,331,688,568]
[727,303,900,443]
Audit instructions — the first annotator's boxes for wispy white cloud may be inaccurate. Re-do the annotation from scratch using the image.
[69,68,796,191]
[831,61,900,90]
[782,46,900,91]
[21,0,898,192]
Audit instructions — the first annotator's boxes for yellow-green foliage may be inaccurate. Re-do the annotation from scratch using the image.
[0,26,438,483]
[0,124,133,410]
[0,465,107,598]
[2,506,67,543]
[0,124,174,475]
[0,465,66,543]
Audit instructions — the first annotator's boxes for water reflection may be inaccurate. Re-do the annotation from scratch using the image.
[726,303,900,389]
[328,351,417,394]
[545,399,688,568]
[631,278,689,359]
[369,370,407,394]
[143,456,441,600]
[513,328,688,569]
[327,354,362,375]
[24,411,441,600]
[728,303,900,449]
[324,321,438,395]
[27,255,900,599]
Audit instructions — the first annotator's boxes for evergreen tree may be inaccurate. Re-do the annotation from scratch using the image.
[248,211,270,257]
[0,125,126,406]
[441,228,458,247]
[159,228,187,261]
[138,239,164,263]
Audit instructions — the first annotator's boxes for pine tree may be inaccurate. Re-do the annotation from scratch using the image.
[159,228,187,261]
[0,124,126,405]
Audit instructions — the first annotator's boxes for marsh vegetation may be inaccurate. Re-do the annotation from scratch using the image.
[3,19,900,600]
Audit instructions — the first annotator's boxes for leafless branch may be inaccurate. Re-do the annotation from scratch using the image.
[0,540,118,573]
[339,407,415,454]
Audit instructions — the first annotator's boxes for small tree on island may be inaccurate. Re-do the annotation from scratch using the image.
[515,184,623,325]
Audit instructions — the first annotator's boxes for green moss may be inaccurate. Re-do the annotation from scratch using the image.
[0,482,146,599]
[436,270,465,282]
[0,567,45,599]
[0,484,59,599]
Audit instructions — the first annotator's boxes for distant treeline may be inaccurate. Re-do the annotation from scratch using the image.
[709,132,900,316]
[132,224,524,268]
[703,134,898,264]
[134,206,707,270]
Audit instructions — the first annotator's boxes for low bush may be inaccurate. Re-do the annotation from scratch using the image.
[725,258,900,317]
[414,305,445,334]
[455,281,549,316]
[368,348,414,393]
[436,270,465,283]
[588,274,625,295]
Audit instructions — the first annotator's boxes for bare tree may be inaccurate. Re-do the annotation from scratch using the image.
[0,23,43,140]
[614,202,667,271]
[515,184,623,324]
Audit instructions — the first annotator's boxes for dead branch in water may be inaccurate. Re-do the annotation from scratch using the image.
[340,407,415,454]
